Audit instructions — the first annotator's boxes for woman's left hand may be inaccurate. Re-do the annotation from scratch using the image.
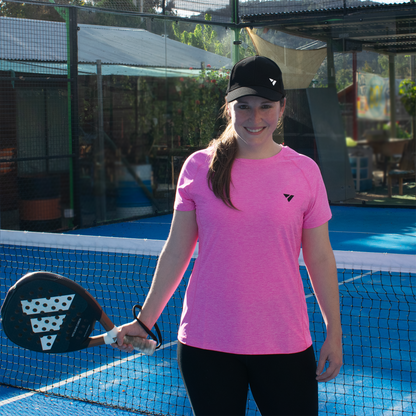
[316,336,343,382]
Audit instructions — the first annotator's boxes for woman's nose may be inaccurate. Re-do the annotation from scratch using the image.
[250,108,261,123]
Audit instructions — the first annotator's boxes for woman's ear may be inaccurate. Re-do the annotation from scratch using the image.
[280,98,287,117]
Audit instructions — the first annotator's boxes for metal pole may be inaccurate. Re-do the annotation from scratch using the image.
[96,59,107,221]
[411,55,415,141]
[68,6,80,228]
[352,51,358,141]
[389,55,396,138]
[231,0,240,65]
[51,4,78,228]
[326,39,336,90]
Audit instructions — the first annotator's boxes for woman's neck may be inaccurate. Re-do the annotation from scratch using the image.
[236,141,282,160]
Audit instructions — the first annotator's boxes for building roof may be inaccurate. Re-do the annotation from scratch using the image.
[0,16,231,70]
[241,2,416,54]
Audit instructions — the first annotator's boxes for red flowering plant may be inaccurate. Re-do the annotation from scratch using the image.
[128,66,229,163]
[170,66,229,148]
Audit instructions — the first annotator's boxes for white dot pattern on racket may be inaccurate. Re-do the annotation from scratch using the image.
[40,334,58,351]
[30,315,66,333]
[21,295,75,315]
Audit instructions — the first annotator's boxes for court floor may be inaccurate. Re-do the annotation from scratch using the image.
[65,206,416,255]
[0,206,415,415]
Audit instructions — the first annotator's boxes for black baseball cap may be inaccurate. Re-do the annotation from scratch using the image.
[226,55,285,102]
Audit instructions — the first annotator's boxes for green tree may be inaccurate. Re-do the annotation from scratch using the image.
[0,1,64,21]
[172,17,255,60]
[362,61,374,73]
[172,14,222,54]
[378,55,411,79]
[399,79,416,117]
[336,68,353,91]
[77,0,143,27]
[170,67,229,147]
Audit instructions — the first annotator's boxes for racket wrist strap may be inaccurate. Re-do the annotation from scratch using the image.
[103,326,119,345]
[133,304,163,349]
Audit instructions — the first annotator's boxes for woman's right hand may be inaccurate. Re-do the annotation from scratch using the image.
[112,320,149,353]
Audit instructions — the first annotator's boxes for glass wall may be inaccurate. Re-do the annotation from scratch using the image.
[246,8,415,208]
[0,0,414,231]
[73,12,236,227]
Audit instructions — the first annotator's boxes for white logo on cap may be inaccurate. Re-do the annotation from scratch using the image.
[269,78,277,86]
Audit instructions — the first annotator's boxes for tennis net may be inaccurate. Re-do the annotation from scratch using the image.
[0,230,415,415]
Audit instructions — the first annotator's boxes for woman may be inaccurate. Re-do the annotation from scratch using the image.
[114,55,343,416]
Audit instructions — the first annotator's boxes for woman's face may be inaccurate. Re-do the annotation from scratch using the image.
[227,95,285,155]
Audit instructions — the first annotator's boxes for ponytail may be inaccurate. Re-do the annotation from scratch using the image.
[207,103,239,210]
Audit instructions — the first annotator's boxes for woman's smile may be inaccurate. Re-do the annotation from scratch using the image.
[245,127,265,134]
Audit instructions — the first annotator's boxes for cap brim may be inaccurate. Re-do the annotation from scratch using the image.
[226,86,285,102]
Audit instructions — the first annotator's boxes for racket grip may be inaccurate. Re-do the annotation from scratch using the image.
[124,335,157,355]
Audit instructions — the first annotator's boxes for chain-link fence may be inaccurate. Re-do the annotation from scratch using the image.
[0,0,414,231]
[0,2,236,231]
[0,7,77,231]
[2,0,410,24]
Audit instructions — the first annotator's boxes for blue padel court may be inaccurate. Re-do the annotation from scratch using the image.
[64,206,416,255]
[0,206,415,415]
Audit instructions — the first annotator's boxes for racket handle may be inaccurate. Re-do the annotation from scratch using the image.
[124,335,157,355]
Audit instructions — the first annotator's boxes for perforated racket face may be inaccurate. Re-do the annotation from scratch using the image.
[1,272,102,353]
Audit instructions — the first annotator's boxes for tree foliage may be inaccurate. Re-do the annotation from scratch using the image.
[399,79,416,117]
[378,55,411,79]
[0,1,64,21]
[172,14,223,55]
[171,15,255,60]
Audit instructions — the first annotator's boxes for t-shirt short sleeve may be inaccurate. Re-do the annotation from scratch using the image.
[174,153,200,211]
[302,159,332,229]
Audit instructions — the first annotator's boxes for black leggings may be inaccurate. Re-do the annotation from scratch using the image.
[177,343,318,416]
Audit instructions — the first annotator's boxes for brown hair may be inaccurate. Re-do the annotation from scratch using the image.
[207,103,239,209]
[207,98,285,209]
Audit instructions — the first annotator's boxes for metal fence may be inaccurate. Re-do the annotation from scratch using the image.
[0,2,234,231]
[0,0,414,231]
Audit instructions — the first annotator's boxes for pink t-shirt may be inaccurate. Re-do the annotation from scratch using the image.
[174,146,331,355]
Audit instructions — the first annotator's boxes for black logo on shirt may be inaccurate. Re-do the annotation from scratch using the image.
[284,194,294,202]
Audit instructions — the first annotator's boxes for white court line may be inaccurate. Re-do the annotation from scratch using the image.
[299,250,416,274]
[305,271,372,299]
[329,230,416,236]
[388,393,415,413]
[337,271,372,286]
[0,340,178,407]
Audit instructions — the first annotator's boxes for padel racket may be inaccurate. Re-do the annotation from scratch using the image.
[1,271,162,355]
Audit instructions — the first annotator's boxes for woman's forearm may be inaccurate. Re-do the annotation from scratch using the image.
[305,253,341,336]
[302,223,341,333]
[302,223,343,381]
[137,243,196,329]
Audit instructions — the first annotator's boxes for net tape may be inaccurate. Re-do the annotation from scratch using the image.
[1,229,414,272]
